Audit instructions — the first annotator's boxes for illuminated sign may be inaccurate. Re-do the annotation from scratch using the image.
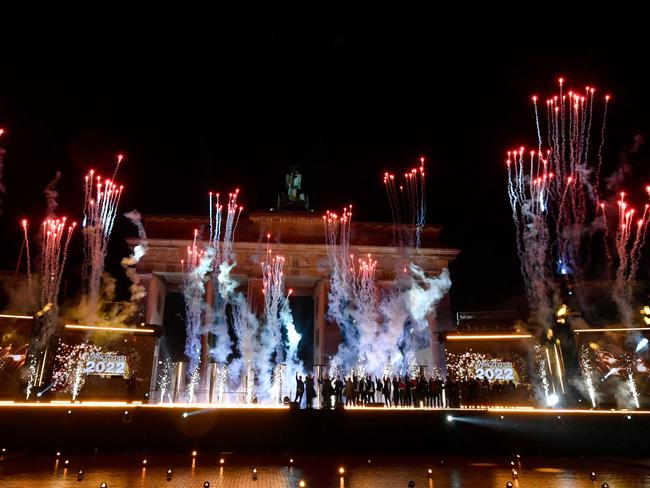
[83,352,128,376]
[474,359,515,381]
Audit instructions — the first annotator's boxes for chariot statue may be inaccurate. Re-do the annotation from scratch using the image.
[277,165,309,210]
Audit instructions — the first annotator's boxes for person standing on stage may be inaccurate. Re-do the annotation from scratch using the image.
[295,373,305,406]
[392,375,400,406]
[334,375,344,406]
[358,375,367,406]
[383,376,392,407]
[305,374,317,408]
[344,377,354,406]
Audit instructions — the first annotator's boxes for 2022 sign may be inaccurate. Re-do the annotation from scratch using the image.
[83,353,128,376]
[473,360,514,382]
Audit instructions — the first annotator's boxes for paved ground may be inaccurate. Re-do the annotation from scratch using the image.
[1,453,649,487]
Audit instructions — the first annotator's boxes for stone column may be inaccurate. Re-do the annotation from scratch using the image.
[312,280,328,369]
[199,278,214,401]
[144,274,167,401]
[145,274,167,326]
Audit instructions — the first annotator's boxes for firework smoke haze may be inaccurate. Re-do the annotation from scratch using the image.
[121,209,149,305]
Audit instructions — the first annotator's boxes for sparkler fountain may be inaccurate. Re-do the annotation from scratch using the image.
[505,79,650,407]
[81,162,124,323]
[179,189,307,404]
[25,217,77,398]
[324,157,451,380]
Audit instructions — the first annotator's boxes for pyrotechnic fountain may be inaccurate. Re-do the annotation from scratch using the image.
[178,186,307,404]
[81,161,124,323]
[323,158,451,382]
[505,79,650,408]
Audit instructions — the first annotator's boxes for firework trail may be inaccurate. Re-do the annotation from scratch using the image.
[180,190,244,401]
[259,246,286,400]
[506,80,611,325]
[324,207,362,373]
[39,217,76,338]
[506,148,557,326]
[259,239,304,402]
[21,219,33,294]
[24,205,76,397]
[324,205,450,378]
[182,229,211,402]
[210,190,243,364]
[611,192,650,325]
[383,157,426,248]
[81,161,124,323]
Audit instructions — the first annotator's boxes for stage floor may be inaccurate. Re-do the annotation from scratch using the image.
[2,402,649,457]
[2,399,649,415]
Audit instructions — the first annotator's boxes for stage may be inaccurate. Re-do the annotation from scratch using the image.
[1,402,648,456]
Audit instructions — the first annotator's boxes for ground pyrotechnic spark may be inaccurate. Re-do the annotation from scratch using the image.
[579,345,597,408]
[157,358,172,403]
[626,367,640,409]
[51,342,102,399]
[534,344,551,401]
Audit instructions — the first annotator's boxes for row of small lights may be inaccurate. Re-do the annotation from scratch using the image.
[2,448,616,487]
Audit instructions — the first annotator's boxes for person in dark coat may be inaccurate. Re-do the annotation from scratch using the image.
[352,375,360,405]
[305,374,317,408]
[383,376,392,407]
[295,374,305,405]
[319,374,333,409]
[367,375,375,403]
[343,377,354,406]
[358,376,366,406]
[392,375,400,406]
[334,375,344,406]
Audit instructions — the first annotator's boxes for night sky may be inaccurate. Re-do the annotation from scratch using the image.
[2,9,650,314]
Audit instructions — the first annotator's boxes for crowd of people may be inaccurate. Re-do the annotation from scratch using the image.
[293,372,533,408]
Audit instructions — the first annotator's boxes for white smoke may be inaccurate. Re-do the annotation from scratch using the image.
[183,246,215,391]
[44,171,61,216]
[406,265,451,323]
[121,210,148,303]
[329,263,451,378]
